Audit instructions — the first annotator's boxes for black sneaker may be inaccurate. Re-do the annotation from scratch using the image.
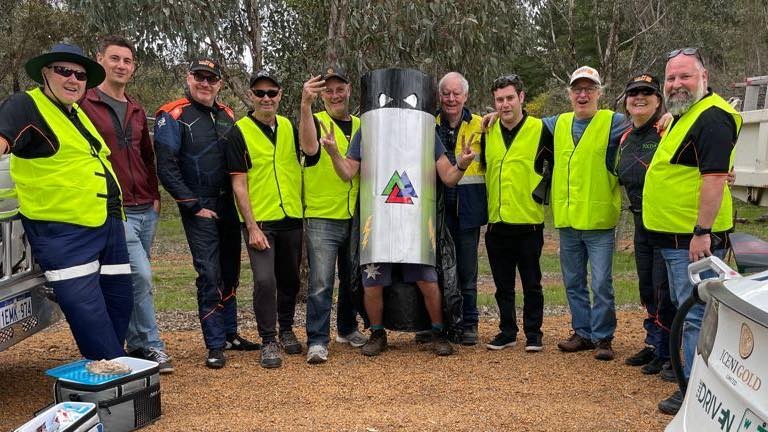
[658,390,684,415]
[625,346,655,366]
[433,330,455,356]
[525,335,543,352]
[260,341,283,369]
[206,349,225,369]
[641,357,666,375]
[361,329,387,356]
[486,333,517,350]
[144,347,174,374]
[660,361,678,382]
[461,325,478,346]
[225,333,260,351]
[279,330,303,355]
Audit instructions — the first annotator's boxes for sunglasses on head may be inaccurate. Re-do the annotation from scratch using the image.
[667,47,704,65]
[191,72,221,84]
[626,88,656,97]
[47,65,87,81]
[252,89,279,98]
[492,74,522,91]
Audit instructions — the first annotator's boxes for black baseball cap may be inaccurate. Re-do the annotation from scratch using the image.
[624,73,661,95]
[189,58,221,78]
[249,69,280,88]
[321,64,349,83]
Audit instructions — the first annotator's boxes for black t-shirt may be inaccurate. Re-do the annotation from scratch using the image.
[313,115,353,142]
[0,91,122,219]
[646,96,738,250]
[613,116,661,213]
[223,114,318,231]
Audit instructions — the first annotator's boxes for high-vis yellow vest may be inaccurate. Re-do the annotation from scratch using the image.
[436,113,485,185]
[552,110,620,229]
[642,94,742,233]
[235,115,302,221]
[304,111,360,219]
[485,116,544,224]
[11,87,121,227]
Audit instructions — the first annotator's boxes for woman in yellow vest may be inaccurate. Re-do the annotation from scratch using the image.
[0,43,132,360]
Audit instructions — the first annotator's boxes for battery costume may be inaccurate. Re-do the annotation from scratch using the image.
[348,68,462,335]
[0,43,132,360]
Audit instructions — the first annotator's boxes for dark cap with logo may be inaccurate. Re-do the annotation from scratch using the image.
[322,64,349,83]
[189,58,222,78]
[625,73,661,95]
[249,69,280,88]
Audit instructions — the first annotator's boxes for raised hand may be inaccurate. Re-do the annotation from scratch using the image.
[457,132,478,170]
[481,112,498,132]
[319,121,340,158]
[301,75,326,105]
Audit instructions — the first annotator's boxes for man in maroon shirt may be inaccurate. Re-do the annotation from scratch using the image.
[79,36,172,373]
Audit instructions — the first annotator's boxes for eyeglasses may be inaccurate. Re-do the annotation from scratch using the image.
[492,74,523,91]
[46,65,87,81]
[667,47,704,65]
[252,89,279,98]
[570,86,598,95]
[626,88,656,97]
[191,73,221,84]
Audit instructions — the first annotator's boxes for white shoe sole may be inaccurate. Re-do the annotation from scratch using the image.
[525,345,543,352]
[486,342,517,350]
[335,335,366,348]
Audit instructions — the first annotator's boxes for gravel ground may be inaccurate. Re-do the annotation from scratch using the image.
[1,309,676,432]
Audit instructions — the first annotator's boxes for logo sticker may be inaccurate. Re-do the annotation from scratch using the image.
[740,323,754,359]
[381,171,417,204]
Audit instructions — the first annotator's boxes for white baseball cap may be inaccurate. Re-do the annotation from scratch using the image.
[569,66,601,86]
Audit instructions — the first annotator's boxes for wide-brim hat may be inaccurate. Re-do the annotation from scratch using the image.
[25,43,105,89]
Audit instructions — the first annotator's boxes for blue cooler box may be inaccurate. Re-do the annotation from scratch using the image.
[47,357,161,432]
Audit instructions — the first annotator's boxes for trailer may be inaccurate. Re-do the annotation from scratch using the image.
[0,155,61,352]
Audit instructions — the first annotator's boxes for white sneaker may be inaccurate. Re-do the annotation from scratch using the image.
[335,330,368,347]
[306,344,328,364]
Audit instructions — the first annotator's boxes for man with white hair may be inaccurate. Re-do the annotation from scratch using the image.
[643,48,741,415]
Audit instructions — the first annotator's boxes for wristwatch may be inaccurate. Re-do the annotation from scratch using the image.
[693,225,712,236]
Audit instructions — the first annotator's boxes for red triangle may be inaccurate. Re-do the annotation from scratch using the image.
[385,184,413,204]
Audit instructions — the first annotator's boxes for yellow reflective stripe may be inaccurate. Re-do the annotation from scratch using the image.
[457,175,485,185]
[45,260,99,282]
[100,263,131,275]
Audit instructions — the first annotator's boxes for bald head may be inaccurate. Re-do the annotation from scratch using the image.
[664,54,708,116]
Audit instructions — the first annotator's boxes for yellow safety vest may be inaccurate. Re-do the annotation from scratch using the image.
[643,93,742,233]
[304,111,360,219]
[235,115,303,221]
[485,116,544,224]
[436,113,485,185]
[11,87,120,227]
[552,110,620,229]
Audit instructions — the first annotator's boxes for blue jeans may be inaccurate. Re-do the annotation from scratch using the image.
[660,248,725,379]
[124,208,164,352]
[305,218,360,346]
[559,227,617,341]
[451,227,480,327]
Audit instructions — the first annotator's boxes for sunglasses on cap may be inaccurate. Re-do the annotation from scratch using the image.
[191,72,221,84]
[667,47,704,65]
[626,88,656,97]
[252,89,279,98]
[47,65,87,81]
[491,74,523,91]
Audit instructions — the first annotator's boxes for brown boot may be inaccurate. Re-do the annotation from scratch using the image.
[361,329,387,356]
[594,339,615,361]
[557,333,595,352]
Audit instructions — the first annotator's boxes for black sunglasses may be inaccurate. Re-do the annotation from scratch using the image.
[252,89,279,98]
[47,65,87,81]
[667,47,704,65]
[492,74,523,91]
[191,73,221,84]
[626,88,656,97]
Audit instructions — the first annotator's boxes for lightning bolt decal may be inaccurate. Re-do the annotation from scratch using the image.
[428,218,436,252]
[362,216,373,249]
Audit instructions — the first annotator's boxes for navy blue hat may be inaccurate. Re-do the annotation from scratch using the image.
[249,70,280,88]
[25,43,105,89]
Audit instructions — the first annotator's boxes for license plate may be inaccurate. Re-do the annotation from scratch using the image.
[0,292,32,329]
[738,409,768,432]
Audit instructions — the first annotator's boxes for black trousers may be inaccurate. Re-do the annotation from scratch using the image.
[485,224,545,341]
[243,225,303,343]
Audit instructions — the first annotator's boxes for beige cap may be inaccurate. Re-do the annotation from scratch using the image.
[569,66,601,86]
